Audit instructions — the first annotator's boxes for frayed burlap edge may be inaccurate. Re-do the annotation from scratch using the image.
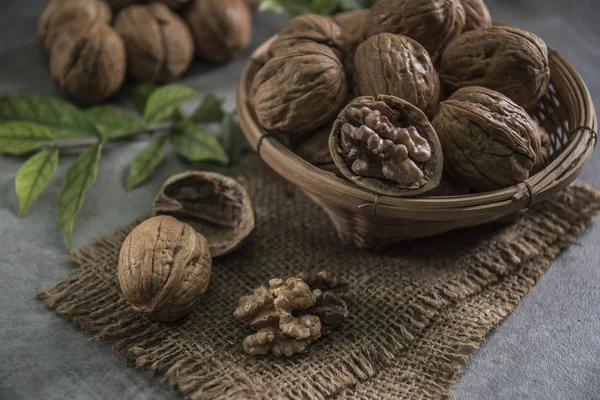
[37,185,600,400]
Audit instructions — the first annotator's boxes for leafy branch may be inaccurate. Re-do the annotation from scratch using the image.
[0,84,251,249]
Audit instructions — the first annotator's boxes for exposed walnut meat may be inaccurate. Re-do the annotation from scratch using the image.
[439,26,550,109]
[330,95,443,197]
[297,270,347,292]
[251,43,349,135]
[460,0,492,32]
[532,122,552,174]
[269,14,346,61]
[370,0,466,63]
[431,86,539,191]
[234,271,348,357]
[354,33,440,116]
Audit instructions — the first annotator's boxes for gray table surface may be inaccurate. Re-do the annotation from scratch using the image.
[1,1,599,399]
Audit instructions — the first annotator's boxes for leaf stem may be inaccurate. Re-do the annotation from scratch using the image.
[53,124,172,151]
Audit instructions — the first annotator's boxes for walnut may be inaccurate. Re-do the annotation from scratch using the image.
[115,3,194,84]
[330,95,443,197]
[153,171,255,258]
[184,0,252,63]
[460,0,492,32]
[269,14,346,61]
[439,26,550,109]
[118,216,212,322]
[431,86,539,191]
[295,125,339,175]
[370,0,466,63]
[49,18,126,105]
[333,9,372,57]
[251,43,349,135]
[38,0,112,52]
[234,271,348,357]
[354,33,440,116]
[532,122,552,175]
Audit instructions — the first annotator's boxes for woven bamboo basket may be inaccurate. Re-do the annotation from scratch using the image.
[237,37,597,250]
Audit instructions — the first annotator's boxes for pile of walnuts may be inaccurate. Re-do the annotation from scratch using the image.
[251,0,553,195]
[38,0,257,105]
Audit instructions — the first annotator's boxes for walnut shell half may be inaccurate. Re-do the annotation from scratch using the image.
[431,86,539,191]
[118,216,212,322]
[439,26,550,109]
[330,95,443,197]
[153,171,255,258]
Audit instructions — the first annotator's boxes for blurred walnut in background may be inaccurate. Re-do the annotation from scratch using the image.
[460,0,492,31]
[115,3,194,83]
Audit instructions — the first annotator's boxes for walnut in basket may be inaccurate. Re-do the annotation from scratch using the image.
[460,0,492,32]
[432,86,540,191]
[330,95,443,197]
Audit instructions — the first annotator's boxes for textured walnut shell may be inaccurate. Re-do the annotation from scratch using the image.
[49,18,126,105]
[333,9,372,56]
[269,14,346,60]
[532,122,552,175]
[330,95,443,197]
[295,125,340,175]
[439,26,550,109]
[115,3,194,84]
[354,33,440,116]
[38,0,112,52]
[118,216,212,322]
[184,0,252,63]
[432,86,539,191]
[153,171,255,258]
[370,0,466,63]
[460,0,492,32]
[251,43,349,135]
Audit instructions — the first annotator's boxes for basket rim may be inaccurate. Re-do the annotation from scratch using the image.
[237,36,597,220]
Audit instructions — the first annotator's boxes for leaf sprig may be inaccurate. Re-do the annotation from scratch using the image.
[0,84,251,249]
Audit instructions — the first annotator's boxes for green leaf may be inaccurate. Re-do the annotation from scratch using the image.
[221,113,250,166]
[0,93,100,138]
[58,143,103,249]
[85,106,145,139]
[15,148,59,217]
[190,94,225,124]
[130,84,158,115]
[126,137,167,191]
[170,122,229,164]
[0,122,54,155]
[144,85,199,125]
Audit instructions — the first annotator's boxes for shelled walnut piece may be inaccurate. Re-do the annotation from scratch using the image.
[118,216,212,322]
[330,95,443,197]
[234,271,348,357]
[115,3,194,84]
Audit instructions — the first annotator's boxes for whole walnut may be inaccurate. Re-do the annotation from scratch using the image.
[269,14,346,61]
[370,0,466,63]
[115,3,194,84]
[118,216,212,322]
[432,86,539,191]
[354,33,440,116]
[330,95,443,197]
[184,0,252,63]
[439,26,550,109]
[532,122,552,174]
[333,9,372,56]
[295,124,340,176]
[251,43,349,135]
[460,0,492,32]
[49,18,126,105]
[38,0,112,52]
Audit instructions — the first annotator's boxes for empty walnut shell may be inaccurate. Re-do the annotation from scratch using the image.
[38,0,112,52]
[251,43,349,135]
[431,86,539,191]
[153,171,255,258]
[439,26,550,109]
[49,18,126,105]
[269,14,346,60]
[115,3,194,84]
[460,0,492,32]
[354,33,440,116]
[184,0,252,63]
[370,0,466,63]
[118,215,212,322]
[330,95,443,197]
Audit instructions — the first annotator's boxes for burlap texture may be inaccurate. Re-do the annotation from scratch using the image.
[38,158,600,400]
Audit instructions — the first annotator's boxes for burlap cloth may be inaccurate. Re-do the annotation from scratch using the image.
[38,157,600,400]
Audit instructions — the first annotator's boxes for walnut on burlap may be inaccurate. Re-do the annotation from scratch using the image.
[38,157,600,400]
